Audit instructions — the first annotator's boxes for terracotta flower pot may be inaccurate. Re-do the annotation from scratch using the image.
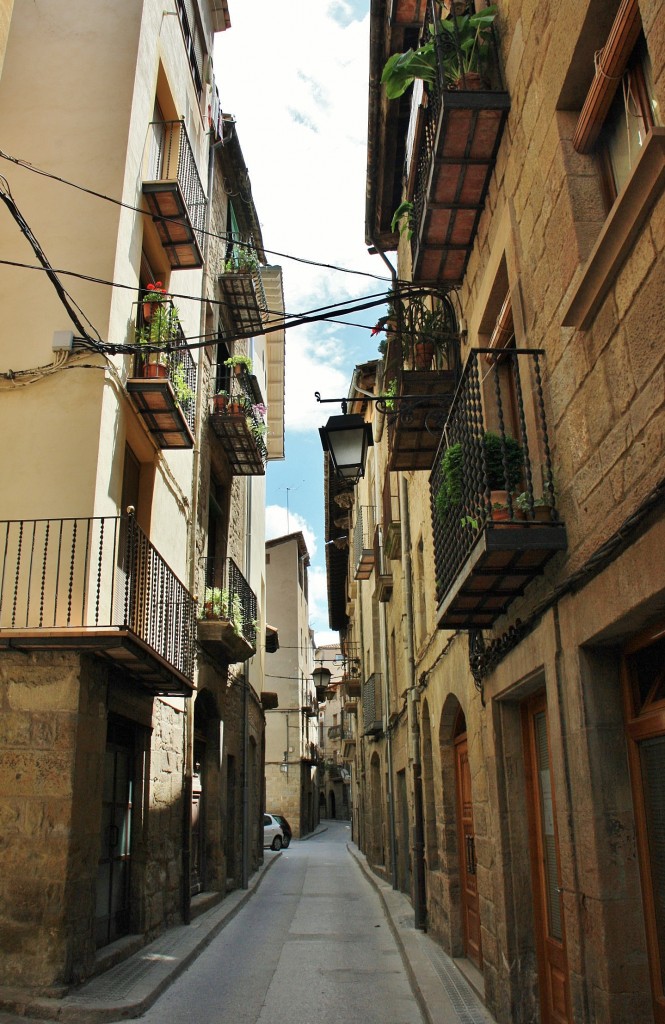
[213,394,228,412]
[414,340,435,370]
[142,360,168,379]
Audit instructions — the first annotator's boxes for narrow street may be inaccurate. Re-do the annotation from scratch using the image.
[112,819,423,1024]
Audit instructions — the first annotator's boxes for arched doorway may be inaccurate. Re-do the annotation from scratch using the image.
[454,708,482,968]
[329,790,336,819]
[421,700,439,871]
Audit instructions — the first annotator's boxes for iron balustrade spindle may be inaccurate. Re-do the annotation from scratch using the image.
[0,515,196,680]
[201,556,257,648]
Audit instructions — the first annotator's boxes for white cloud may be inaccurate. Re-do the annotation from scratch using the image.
[307,564,332,636]
[265,504,317,557]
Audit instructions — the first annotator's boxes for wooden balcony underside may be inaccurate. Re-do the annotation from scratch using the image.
[0,627,193,696]
[218,272,264,334]
[388,369,456,471]
[436,523,567,629]
[413,91,510,283]
[197,619,256,663]
[127,378,195,449]
[143,181,203,269]
[210,411,266,476]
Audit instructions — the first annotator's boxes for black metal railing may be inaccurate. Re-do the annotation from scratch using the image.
[362,673,383,735]
[176,0,203,98]
[210,366,268,463]
[201,556,257,648]
[0,515,196,679]
[430,348,560,605]
[147,120,207,254]
[133,299,197,433]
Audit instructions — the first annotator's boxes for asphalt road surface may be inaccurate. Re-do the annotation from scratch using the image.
[125,819,424,1024]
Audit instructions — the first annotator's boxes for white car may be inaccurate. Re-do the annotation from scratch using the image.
[263,813,285,850]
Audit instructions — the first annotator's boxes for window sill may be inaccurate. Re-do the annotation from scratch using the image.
[562,128,665,330]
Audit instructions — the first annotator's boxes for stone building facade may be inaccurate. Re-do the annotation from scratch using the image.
[0,0,283,994]
[324,1,665,1023]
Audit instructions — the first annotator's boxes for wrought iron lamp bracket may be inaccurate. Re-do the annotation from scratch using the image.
[315,391,451,436]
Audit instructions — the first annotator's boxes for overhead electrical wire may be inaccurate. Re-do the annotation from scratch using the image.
[0,148,394,284]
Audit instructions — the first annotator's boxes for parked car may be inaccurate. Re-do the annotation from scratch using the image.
[263,813,285,851]
[270,813,292,848]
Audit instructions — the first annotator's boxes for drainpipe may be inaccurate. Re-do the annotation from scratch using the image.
[401,474,426,930]
[241,478,252,889]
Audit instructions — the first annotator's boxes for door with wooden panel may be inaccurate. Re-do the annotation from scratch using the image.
[455,731,482,967]
[522,692,572,1024]
[623,625,665,1023]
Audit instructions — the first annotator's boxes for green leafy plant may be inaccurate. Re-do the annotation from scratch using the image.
[381,5,497,99]
[224,247,259,273]
[384,377,398,411]
[170,362,195,406]
[224,353,253,375]
[136,301,181,354]
[434,442,464,518]
[199,587,245,636]
[391,200,415,239]
[482,431,523,491]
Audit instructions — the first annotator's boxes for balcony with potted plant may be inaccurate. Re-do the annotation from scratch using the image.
[0,511,196,696]
[353,505,376,581]
[142,119,207,269]
[126,294,197,449]
[377,290,462,470]
[218,245,268,335]
[382,2,510,283]
[429,347,567,629]
[198,556,257,663]
[209,357,268,476]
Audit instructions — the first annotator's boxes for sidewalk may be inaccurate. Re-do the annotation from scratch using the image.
[348,844,496,1024]
[0,854,282,1024]
[0,836,496,1024]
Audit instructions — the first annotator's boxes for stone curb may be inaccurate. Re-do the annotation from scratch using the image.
[0,854,281,1023]
[347,843,491,1024]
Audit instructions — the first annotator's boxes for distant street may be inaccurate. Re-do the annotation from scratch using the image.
[117,819,424,1024]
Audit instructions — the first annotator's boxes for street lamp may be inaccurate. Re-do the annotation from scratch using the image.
[313,665,331,703]
[318,411,374,484]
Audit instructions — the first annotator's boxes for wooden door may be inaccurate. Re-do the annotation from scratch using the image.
[455,734,482,967]
[95,719,134,948]
[623,625,665,1023]
[522,692,572,1024]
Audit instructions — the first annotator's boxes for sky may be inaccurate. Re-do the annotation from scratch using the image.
[215,1,391,645]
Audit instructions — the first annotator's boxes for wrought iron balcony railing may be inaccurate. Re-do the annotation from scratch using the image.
[353,506,376,580]
[218,255,268,336]
[430,348,567,629]
[200,556,257,655]
[407,3,510,283]
[362,672,383,736]
[210,366,267,476]
[143,119,207,269]
[0,515,196,688]
[382,472,401,560]
[126,299,197,448]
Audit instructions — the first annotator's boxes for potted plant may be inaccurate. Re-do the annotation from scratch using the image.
[434,432,523,520]
[223,247,259,274]
[223,353,253,376]
[170,361,195,407]
[384,377,398,410]
[213,389,229,412]
[136,299,180,378]
[142,281,168,321]
[515,491,555,522]
[381,5,497,99]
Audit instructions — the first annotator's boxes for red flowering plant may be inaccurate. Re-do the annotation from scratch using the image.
[143,281,168,311]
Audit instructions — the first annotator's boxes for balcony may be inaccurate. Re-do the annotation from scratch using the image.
[373,527,393,603]
[126,300,196,449]
[406,9,510,284]
[218,261,268,336]
[341,641,362,697]
[143,120,206,269]
[430,349,567,629]
[198,557,257,663]
[382,473,402,560]
[209,368,267,476]
[383,293,462,471]
[362,673,383,737]
[0,515,195,695]
[353,506,376,580]
[328,724,342,739]
[344,696,359,714]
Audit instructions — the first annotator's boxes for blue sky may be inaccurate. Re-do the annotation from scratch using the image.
[216,1,391,642]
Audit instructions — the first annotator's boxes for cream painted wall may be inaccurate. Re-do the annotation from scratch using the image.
[0,0,13,81]
[0,0,211,583]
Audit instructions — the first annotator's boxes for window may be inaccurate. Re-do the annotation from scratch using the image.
[597,37,661,206]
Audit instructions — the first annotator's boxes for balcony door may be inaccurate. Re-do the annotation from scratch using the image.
[454,718,482,968]
[623,624,665,1023]
[522,692,571,1024]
